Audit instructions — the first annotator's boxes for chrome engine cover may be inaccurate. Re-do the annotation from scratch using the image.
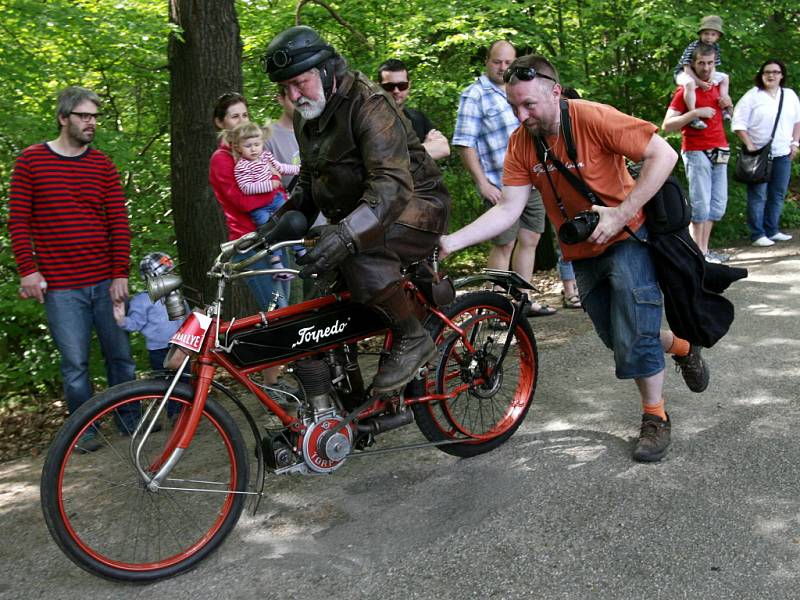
[300,415,353,473]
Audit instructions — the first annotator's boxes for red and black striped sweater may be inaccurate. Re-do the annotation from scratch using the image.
[9,143,131,290]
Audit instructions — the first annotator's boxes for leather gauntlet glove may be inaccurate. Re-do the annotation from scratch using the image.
[296,224,355,279]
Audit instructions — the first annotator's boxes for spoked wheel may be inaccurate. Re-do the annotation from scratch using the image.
[40,379,249,582]
[409,291,538,457]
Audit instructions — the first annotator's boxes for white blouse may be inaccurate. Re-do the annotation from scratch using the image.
[731,86,800,156]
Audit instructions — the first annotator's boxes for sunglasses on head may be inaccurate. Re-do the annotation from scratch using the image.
[380,81,409,92]
[503,66,557,85]
[216,92,239,101]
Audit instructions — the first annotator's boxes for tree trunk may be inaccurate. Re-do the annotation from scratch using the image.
[168,0,256,317]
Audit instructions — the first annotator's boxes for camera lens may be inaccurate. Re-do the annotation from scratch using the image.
[558,211,599,245]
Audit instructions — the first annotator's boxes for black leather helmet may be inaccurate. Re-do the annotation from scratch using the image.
[263,26,334,82]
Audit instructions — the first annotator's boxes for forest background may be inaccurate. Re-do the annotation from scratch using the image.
[0,0,798,407]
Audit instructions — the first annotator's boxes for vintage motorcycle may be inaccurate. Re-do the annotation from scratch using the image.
[40,212,539,582]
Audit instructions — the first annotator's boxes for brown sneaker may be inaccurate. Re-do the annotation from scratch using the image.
[633,413,671,462]
[672,345,710,393]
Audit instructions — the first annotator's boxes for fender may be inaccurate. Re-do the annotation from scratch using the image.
[152,372,267,515]
[454,268,537,296]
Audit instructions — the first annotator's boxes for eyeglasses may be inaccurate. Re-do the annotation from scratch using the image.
[69,112,101,122]
[380,81,409,92]
[763,70,782,75]
[503,66,557,85]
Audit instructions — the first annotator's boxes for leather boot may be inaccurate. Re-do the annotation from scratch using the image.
[370,283,437,391]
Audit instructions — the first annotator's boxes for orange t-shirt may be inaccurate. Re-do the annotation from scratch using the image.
[503,99,656,261]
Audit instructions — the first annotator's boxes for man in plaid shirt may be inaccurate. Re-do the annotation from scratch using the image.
[453,40,555,315]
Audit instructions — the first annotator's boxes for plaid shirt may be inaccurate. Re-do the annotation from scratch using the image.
[452,75,519,189]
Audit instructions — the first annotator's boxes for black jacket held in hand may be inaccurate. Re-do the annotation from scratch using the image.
[646,228,747,348]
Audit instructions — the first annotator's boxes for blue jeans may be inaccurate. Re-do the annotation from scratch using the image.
[572,231,665,379]
[746,154,792,240]
[555,243,576,281]
[250,191,286,226]
[45,279,137,425]
[682,150,728,222]
[232,248,289,309]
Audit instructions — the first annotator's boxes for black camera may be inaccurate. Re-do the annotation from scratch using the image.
[559,210,600,245]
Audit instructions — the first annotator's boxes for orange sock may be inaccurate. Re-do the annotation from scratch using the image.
[667,336,690,357]
[642,399,667,421]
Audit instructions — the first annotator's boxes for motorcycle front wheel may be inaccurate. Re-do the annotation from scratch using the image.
[40,379,249,582]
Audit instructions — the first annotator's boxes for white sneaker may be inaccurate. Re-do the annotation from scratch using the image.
[769,232,793,242]
[706,250,731,263]
[752,236,775,247]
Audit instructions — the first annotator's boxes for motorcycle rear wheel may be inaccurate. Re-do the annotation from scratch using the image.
[40,379,249,582]
[409,291,538,457]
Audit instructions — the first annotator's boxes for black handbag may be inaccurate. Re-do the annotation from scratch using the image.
[733,88,783,184]
[734,144,772,184]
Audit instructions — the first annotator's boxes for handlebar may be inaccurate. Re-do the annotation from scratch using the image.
[211,210,311,278]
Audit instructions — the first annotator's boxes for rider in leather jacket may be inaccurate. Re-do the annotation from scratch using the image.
[262,26,451,391]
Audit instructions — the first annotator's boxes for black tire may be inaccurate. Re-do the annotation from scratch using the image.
[40,379,249,582]
[409,291,538,457]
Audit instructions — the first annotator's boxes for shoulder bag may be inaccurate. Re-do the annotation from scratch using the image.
[733,88,783,184]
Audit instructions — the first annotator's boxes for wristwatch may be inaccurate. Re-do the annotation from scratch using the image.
[791,140,800,148]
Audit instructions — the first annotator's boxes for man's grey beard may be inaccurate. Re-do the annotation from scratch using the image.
[294,95,326,120]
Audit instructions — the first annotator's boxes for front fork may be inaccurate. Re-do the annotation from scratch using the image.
[129,353,197,491]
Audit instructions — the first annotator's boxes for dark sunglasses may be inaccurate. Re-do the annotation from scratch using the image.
[380,81,409,92]
[503,66,557,85]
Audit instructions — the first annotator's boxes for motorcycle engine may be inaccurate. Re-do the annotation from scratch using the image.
[291,358,353,473]
[299,415,353,473]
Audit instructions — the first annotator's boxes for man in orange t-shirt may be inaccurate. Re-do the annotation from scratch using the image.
[441,55,712,463]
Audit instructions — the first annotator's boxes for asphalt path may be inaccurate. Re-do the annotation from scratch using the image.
[1,233,799,600]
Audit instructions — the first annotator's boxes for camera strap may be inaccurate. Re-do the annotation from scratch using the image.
[533,140,570,220]
[534,99,639,240]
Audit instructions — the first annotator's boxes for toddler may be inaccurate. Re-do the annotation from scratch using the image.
[673,15,732,129]
[226,121,303,279]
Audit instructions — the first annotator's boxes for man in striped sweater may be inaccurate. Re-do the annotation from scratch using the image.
[9,86,136,448]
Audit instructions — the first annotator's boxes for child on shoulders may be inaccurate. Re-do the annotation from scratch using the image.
[673,15,732,129]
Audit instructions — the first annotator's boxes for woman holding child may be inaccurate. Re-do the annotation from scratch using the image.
[209,92,292,308]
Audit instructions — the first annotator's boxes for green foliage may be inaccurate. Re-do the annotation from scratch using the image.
[1,0,799,403]
[0,0,173,402]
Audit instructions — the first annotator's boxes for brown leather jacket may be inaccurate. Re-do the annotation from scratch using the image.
[288,71,450,247]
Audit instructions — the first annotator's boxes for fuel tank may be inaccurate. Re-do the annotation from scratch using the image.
[223,299,386,367]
